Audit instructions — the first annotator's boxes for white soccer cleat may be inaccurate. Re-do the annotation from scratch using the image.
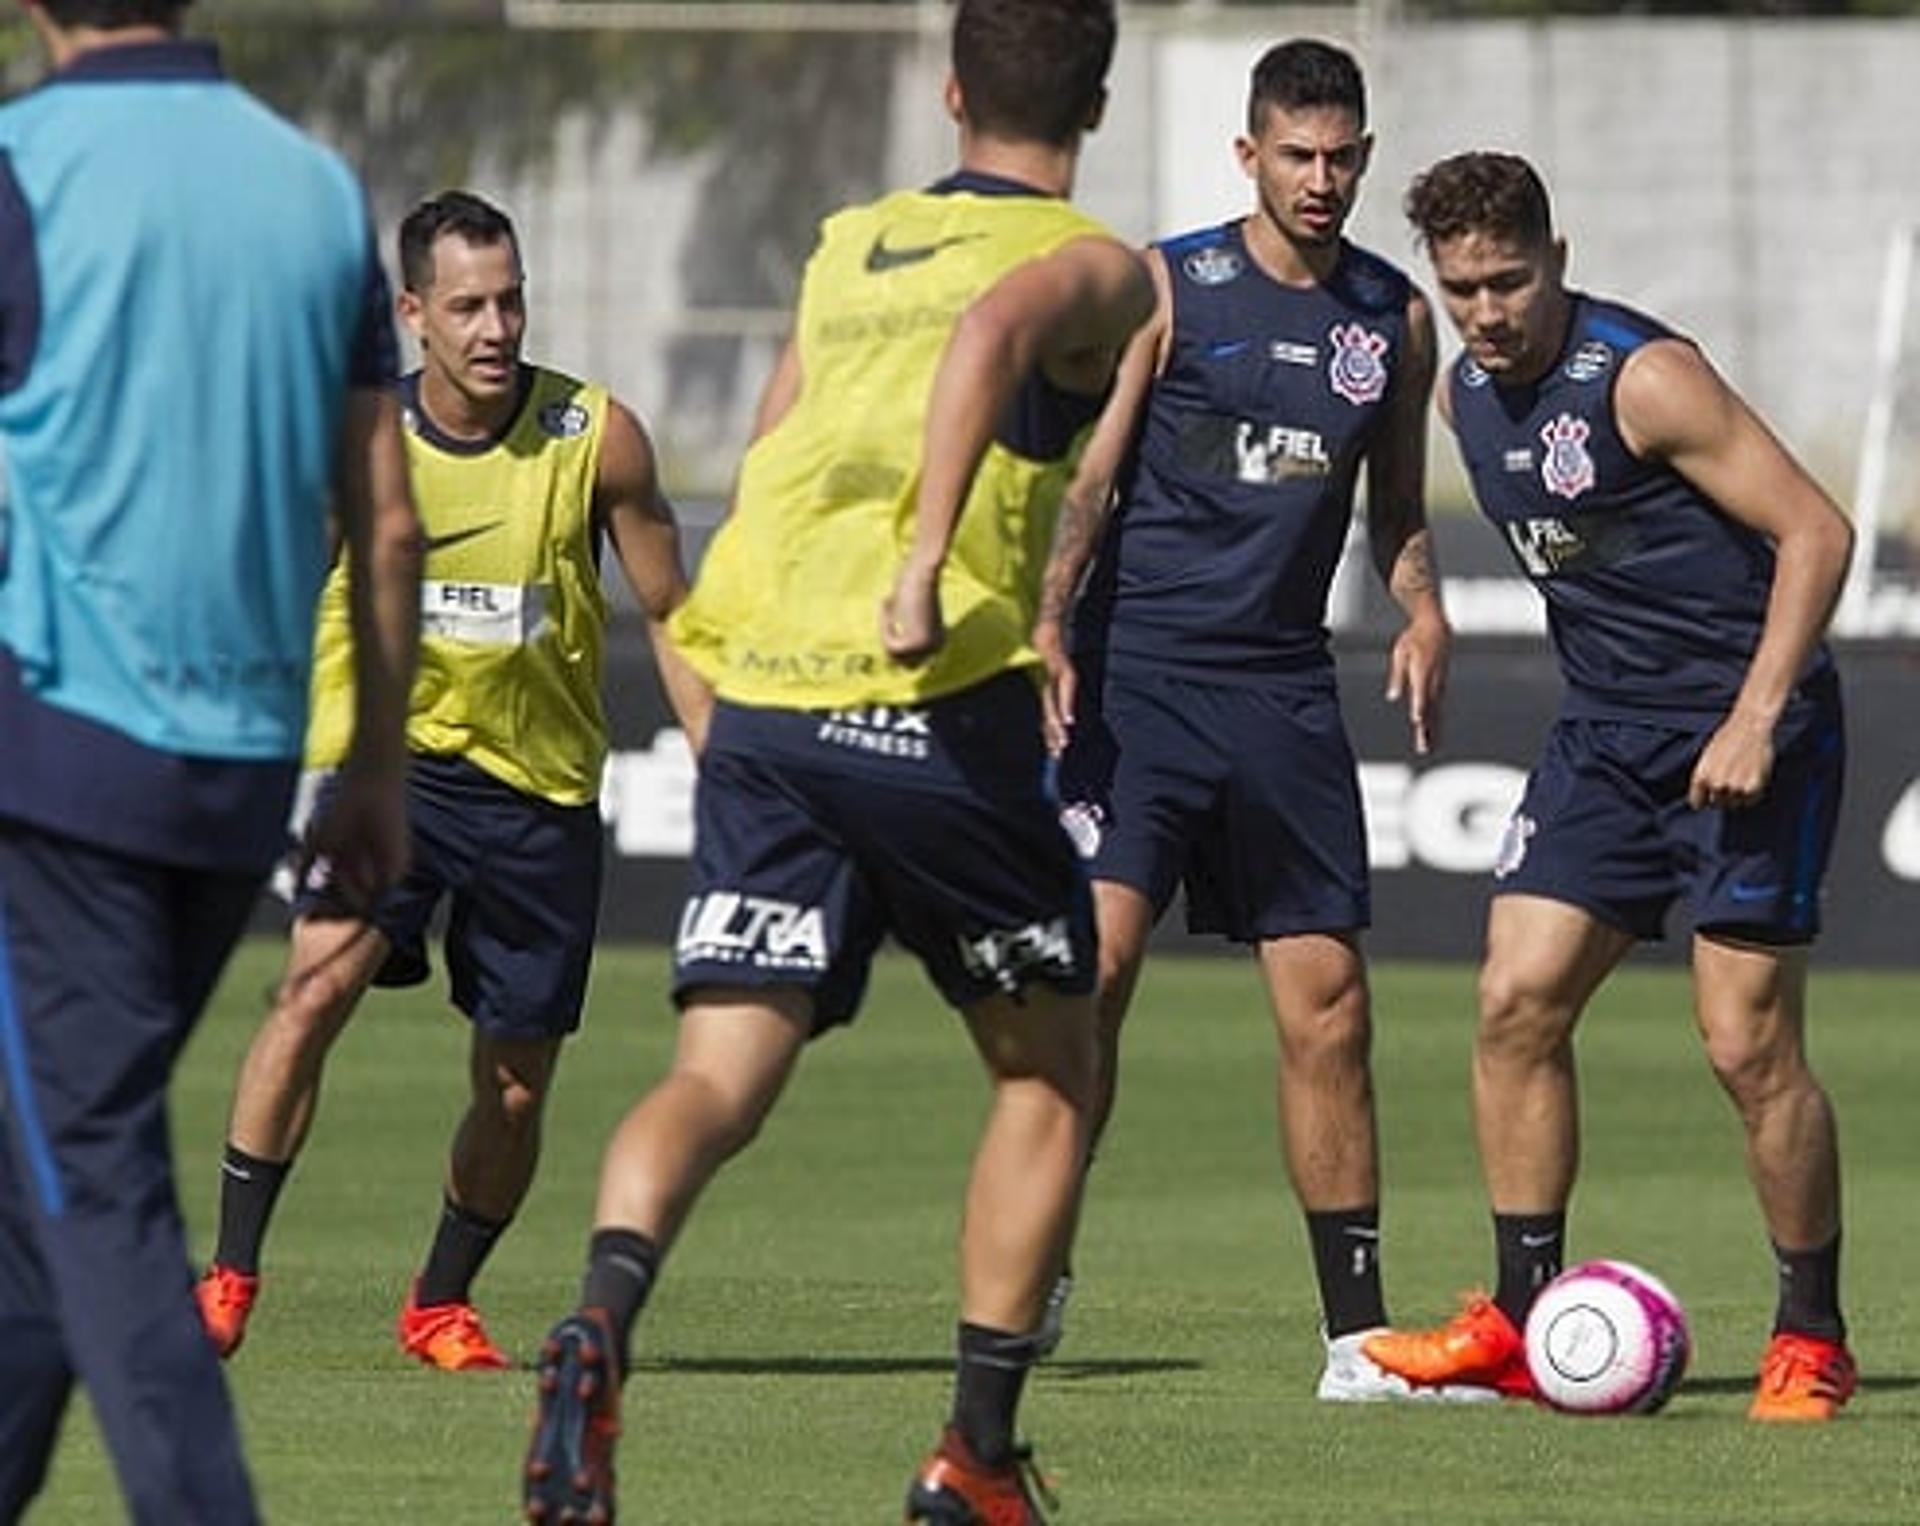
[1032,1273,1073,1360]
[1317,1327,1505,1404]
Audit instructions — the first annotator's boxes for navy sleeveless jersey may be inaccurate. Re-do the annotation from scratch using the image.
[1450,293,1831,725]
[1074,224,1412,677]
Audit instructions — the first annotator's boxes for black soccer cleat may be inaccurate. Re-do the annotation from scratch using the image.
[523,1309,621,1525]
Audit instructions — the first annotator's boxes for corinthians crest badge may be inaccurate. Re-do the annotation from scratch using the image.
[1327,322,1389,405]
[1539,412,1596,500]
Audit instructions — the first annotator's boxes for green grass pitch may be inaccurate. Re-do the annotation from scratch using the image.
[30,945,1920,1522]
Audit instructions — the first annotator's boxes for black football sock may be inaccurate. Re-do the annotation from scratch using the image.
[213,1145,292,1276]
[1306,1206,1388,1338]
[1493,1211,1565,1331]
[581,1227,662,1377]
[415,1195,508,1307]
[1771,1232,1846,1344]
[952,1322,1041,1469]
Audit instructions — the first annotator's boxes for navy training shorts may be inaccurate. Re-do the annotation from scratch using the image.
[673,671,1096,1030]
[1491,673,1845,943]
[1056,663,1370,942]
[298,755,602,1038]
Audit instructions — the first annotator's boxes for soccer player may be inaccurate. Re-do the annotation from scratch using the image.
[196,190,708,1372]
[1033,38,1454,1400]
[1362,152,1857,1421]
[0,2,421,1519]
[520,2,1150,1521]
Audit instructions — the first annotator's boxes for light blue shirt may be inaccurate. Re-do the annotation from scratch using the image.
[0,39,396,869]
[0,39,392,763]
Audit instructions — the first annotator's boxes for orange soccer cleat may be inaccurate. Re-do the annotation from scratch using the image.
[523,1309,622,1525]
[397,1281,512,1372]
[904,1426,1055,1526]
[1748,1332,1857,1422]
[195,1264,260,1360]
[1361,1293,1536,1400]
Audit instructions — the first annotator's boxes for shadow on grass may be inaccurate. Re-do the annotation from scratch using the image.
[1044,1358,1205,1382]
[1682,1372,1920,1396]
[642,1355,1203,1379]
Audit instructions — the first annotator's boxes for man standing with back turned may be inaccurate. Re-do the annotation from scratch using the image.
[1364,152,1857,1421]
[521,3,1150,1522]
[0,1,421,1520]
[1034,39,1453,1400]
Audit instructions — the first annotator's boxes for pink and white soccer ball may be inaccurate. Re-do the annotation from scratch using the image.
[1523,1259,1690,1414]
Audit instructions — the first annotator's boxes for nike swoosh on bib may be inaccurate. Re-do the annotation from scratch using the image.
[864,232,984,274]
[424,520,504,556]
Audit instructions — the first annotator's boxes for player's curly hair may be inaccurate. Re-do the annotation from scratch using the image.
[38,0,189,24]
[953,0,1117,149]
[1247,39,1366,136]
[1404,152,1555,252]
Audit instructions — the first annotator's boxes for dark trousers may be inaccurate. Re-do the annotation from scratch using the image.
[0,822,261,1525]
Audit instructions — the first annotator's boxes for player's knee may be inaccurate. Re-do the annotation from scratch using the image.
[967,986,1096,1104]
[267,970,358,1050]
[488,1072,548,1132]
[474,1038,562,1130]
[987,1034,1095,1114]
[706,1093,772,1156]
[1279,989,1371,1075]
[671,1064,779,1154]
[1476,966,1572,1063]
[1702,1028,1806,1110]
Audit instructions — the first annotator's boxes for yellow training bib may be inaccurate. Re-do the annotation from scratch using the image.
[671,187,1115,708]
[307,367,611,805]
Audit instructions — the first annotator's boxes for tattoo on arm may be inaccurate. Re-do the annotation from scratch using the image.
[1369,496,1440,614]
[1389,527,1437,600]
[1039,484,1110,626]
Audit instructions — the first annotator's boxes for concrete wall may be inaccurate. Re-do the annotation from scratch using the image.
[1120,19,1920,502]
[473,18,1919,525]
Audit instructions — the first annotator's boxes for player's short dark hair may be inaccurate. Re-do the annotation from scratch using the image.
[952,0,1117,149]
[398,191,520,295]
[1247,38,1366,136]
[1404,152,1555,252]
[38,0,189,24]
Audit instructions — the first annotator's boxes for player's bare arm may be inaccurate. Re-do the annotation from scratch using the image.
[883,235,1153,662]
[1616,337,1854,809]
[1035,247,1170,750]
[1365,284,1448,756]
[313,385,423,910]
[600,397,714,754]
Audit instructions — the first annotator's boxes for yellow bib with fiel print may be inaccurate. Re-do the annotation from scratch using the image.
[670,187,1114,708]
[306,367,611,806]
